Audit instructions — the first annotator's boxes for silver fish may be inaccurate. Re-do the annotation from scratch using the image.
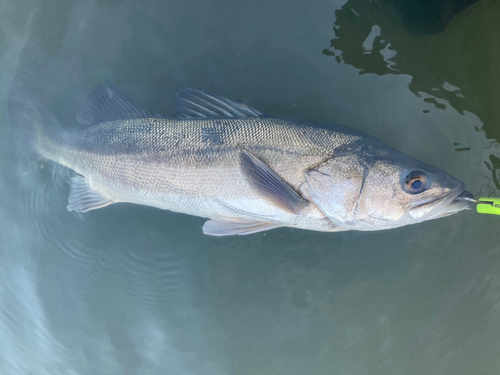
[31,83,472,236]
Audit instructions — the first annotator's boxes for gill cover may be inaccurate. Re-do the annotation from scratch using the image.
[303,153,369,227]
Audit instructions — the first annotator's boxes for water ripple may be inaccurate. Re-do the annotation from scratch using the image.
[0,245,77,375]
[17,160,104,265]
[117,248,190,311]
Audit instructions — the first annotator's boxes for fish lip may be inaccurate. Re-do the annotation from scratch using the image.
[439,189,476,215]
[409,185,472,221]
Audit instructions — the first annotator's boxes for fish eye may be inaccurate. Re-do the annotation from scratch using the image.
[403,171,428,194]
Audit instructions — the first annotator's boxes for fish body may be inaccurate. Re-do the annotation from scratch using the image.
[32,83,472,235]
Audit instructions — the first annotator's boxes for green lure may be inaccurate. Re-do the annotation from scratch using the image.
[477,197,500,215]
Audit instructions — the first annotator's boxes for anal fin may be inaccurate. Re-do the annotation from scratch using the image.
[203,217,280,236]
[67,175,115,212]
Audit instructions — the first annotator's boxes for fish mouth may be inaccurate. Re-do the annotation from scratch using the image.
[431,189,475,219]
[409,187,475,221]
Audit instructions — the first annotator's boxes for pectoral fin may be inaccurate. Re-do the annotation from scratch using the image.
[203,217,280,236]
[67,175,115,212]
[240,150,308,214]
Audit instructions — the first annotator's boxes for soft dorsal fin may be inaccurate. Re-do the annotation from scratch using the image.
[173,87,263,118]
[240,150,309,214]
[76,82,155,125]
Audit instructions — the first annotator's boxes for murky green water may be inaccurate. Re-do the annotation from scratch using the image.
[1,0,499,374]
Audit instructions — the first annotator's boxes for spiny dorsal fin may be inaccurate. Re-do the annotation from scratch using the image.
[76,82,155,125]
[203,217,280,236]
[173,87,263,119]
[240,150,309,214]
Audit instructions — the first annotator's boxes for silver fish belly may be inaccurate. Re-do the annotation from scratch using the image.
[34,83,472,236]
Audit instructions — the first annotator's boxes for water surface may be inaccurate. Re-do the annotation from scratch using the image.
[1,0,500,374]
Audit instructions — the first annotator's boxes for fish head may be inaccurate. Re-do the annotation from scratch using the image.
[302,147,473,230]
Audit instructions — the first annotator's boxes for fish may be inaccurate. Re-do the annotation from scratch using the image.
[24,82,473,236]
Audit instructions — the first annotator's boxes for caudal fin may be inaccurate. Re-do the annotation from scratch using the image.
[8,83,60,162]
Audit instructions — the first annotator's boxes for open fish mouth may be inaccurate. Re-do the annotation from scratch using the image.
[409,188,474,221]
[430,189,475,219]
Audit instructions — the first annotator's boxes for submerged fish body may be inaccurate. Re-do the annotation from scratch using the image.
[33,83,472,235]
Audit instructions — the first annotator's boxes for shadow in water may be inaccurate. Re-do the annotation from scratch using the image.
[324,0,499,141]
[393,0,477,34]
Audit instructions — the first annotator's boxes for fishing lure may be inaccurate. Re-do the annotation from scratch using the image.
[476,197,500,215]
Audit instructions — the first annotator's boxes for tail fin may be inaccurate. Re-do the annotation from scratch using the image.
[8,83,60,162]
[7,83,71,213]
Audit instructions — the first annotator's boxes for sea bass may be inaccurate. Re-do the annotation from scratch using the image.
[30,83,472,236]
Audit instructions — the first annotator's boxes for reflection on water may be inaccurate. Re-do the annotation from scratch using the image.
[393,0,477,34]
[324,0,500,192]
